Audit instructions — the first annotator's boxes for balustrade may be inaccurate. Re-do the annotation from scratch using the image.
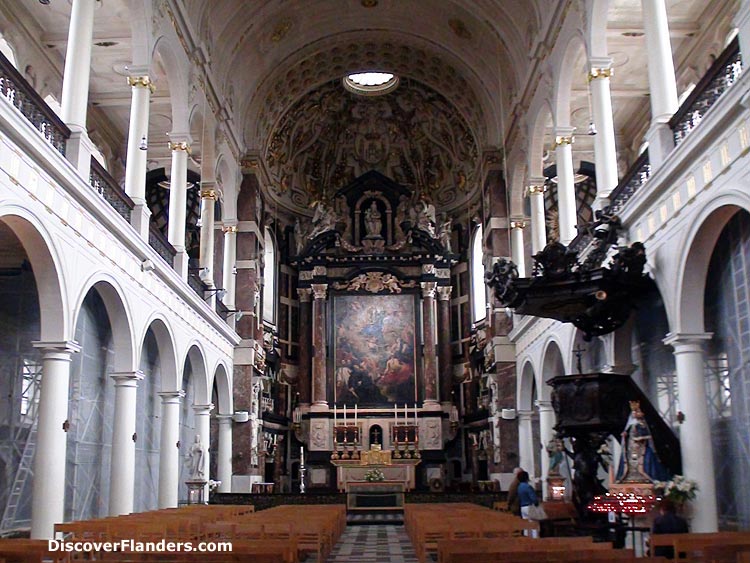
[148,225,176,267]
[88,157,133,222]
[0,51,70,155]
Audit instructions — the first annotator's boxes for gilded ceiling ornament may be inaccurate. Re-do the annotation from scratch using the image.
[333,272,416,294]
[448,18,472,40]
[271,19,293,43]
[265,80,479,212]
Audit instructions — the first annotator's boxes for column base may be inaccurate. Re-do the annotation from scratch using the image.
[422,400,442,412]
[310,402,329,413]
[645,120,675,171]
[174,250,189,280]
[65,129,95,179]
[131,202,152,241]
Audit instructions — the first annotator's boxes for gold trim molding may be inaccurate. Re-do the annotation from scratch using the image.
[201,189,217,200]
[168,141,191,153]
[555,135,574,146]
[526,185,547,195]
[588,67,613,81]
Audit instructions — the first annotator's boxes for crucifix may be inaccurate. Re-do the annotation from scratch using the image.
[372,427,381,444]
[573,344,586,374]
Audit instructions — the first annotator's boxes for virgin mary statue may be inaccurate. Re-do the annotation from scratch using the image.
[616,401,670,483]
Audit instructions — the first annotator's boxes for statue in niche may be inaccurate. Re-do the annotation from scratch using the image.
[294,218,308,255]
[364,201,383,239]
[335,195,352,241]
[411,194,436,237]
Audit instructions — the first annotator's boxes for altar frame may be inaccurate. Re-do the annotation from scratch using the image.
[330,459,420,492]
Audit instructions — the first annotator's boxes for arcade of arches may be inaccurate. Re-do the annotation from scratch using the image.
[0,0,750,542]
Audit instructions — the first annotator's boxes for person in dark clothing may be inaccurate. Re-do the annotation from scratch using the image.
[651,499,689,559]
[507,467,523,516]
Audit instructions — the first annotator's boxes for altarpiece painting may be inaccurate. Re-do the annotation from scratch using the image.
[332,293,417,405]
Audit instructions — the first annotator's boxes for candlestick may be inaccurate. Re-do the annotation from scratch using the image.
[343,404,347,425]
[404,404,407,425]
[334,405,337,426]
[394,404,398,424]
[300,446,304,466]
[414,403,418,426]
[354,404,358,426]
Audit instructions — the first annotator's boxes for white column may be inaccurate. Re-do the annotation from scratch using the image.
[199,186,218,290]
[109,371,144,516]
[517,410,535,479]
[216,415,233,493]
[588,59,619,204]
[509,219,527,277]
[222,224,238,327]
[30,341,80,539]
[59,0,96,176]
[735,0,750,65]
[193,404,214,499]
[124,75,153,240]
[642,0,678,168]
[555,129,577,245]
[664,333,718,532]
[158,390,184,509]
[536,400,555,500]
[527,179,547,254]
[60,0,95,131]
[167,139,190,280]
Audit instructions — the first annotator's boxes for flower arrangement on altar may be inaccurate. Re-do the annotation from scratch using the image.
[208,479,222,492]
[653,475,698,504]
[364,468,386,482]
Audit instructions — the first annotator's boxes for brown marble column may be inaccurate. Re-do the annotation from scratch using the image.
[297,288,312,404]
[436,285,453,403]
[311,283,328,409]
[421,282,439,407]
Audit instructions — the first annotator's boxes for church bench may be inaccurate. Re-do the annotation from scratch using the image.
[650,532,750,559]
[96,539,297,563]
[0,540,70,563]
[436,542,631,563]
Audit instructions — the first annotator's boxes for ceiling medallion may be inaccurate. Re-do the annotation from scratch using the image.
[343,72,399,96]
[486,210,649,340]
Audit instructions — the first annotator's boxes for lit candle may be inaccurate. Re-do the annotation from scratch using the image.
[394,404,398,424]
[343,404,347,425]
[414,403,418,426]
[404,404,407,425]
[300,446,304,466]
[354,404,358,425]
[334,405,337,426]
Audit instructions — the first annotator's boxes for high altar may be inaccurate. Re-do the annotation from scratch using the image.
[290,171,462,490]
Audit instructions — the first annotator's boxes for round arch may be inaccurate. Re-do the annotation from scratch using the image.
[0,209,68,341]
[211,362,233,415]
[527,99,554,180]
[518,360,535,411]
[540,338,566,401]
[139,315,179,393]
[151,34,190,134]
[553,33,588,129]
[674,196,750,333]
[183,342,210,405]
[71,275,136,373]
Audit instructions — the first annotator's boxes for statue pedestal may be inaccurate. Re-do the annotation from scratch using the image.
[186,479,207,504]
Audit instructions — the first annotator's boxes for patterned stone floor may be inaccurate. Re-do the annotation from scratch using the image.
[324,524,419,563]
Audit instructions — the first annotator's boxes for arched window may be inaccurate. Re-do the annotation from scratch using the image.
[471,224,487,322]
[262,228,276,324]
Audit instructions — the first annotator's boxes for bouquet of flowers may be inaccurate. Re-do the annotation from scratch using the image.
[364,468,386,482]
[208,479,222,492]
[653,475,698,504]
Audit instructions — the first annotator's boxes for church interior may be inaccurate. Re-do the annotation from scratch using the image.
[2,0,750,560]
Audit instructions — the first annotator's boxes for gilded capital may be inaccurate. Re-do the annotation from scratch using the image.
[555,135,574,146]
[588,67,613,81]
[510,220,527,230]
[201,189,217,200]
[222,225,238,234]
[168,141,191,153]
[421,281,437,299]
[311,283,328,300]
[297,288,313,302]
[436,286,452,301]
[526,185,546,195]
[127,75,155,93]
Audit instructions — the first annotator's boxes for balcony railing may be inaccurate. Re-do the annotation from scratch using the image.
[670,37,742,147]
[148,225,176,267]
[0,51,70,155]
[89,157,134,222]
[609,149,651,215]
